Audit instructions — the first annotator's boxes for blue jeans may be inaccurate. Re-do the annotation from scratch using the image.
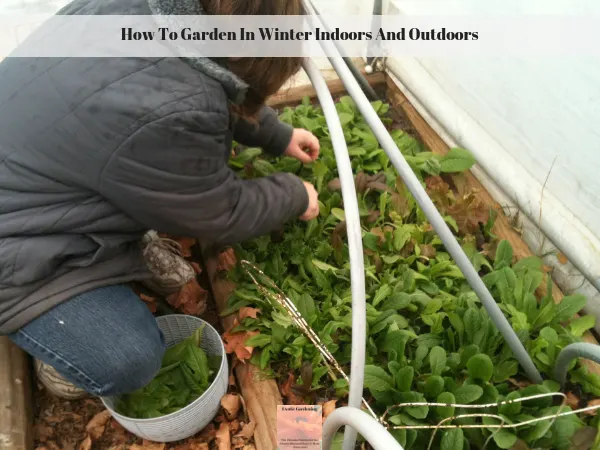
[9,285,166,396]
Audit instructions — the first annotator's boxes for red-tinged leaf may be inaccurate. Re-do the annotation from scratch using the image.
[238,307,260,321]
[217,248,237,272]
[223,330,259,361]
[327,178,341,191]
[333,221,347,238]
[373,254,383,273]
[447,193,489,235]
[365,210,380,224]
[370,227,385,245]
[355,172,367,193]
[391,192,410,216]
[401,240,416,258]
[452,173,471,197]
[332,222,346,258]
[481,240,499,260]
[425,176,450,195]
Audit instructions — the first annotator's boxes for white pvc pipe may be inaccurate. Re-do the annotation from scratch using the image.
[386,57,600,294]
[303,58,367,450]
[323,407,405,450]
[554,343,600,387]
[304,0,543,387]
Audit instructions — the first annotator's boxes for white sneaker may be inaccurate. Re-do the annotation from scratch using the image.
[34,359,88,400]
[141,231,196,296]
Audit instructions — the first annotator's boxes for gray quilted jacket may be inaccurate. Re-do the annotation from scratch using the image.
[0,0,308,334]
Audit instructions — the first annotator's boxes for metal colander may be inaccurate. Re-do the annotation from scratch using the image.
[102,315,228,443]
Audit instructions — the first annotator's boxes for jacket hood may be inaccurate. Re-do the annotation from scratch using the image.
[146,0,249,105]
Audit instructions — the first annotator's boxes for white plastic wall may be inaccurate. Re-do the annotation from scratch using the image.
[387,0,600,246]
[2,0,370,14]
[0,1,362,99]
[2,0,68,14]
[383,0,600,318]
[410,57,600,237]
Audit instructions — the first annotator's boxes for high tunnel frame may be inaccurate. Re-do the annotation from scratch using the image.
[300,1,600,449]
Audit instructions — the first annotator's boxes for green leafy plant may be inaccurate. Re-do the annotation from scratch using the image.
[116,325,220,419]
[223,97,595,449]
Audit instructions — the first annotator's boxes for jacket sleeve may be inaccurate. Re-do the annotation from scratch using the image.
[98,109,308,245]
[232,106,293,156]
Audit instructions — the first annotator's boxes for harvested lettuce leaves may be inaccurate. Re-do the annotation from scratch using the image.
[115,324,220,419]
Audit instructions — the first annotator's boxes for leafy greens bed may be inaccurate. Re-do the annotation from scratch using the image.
[223,96,600,449]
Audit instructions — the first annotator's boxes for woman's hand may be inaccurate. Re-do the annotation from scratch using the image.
[284,129,320,163]
[299,181,319,221]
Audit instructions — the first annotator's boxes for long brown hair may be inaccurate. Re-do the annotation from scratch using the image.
[200,0,305,119]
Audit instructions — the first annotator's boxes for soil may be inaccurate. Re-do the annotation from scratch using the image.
[33,383,247,450]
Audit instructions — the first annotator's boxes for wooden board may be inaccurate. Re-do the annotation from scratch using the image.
[0,337,32,450]
[267,70,386,109]
[203,252,282,450]
[385,76,600,375]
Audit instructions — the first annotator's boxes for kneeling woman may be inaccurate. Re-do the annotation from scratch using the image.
[0,0,319,399]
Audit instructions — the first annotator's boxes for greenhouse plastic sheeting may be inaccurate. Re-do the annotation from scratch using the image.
[2,0,68,14]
